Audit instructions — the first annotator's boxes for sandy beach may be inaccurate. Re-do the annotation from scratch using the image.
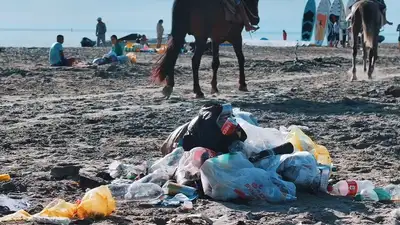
[1,44,400,225]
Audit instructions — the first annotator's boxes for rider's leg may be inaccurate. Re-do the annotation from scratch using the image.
[237,2,258,31]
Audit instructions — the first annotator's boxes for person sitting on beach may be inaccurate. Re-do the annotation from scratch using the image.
[49,35,75,67]
[140,34,149,46]
[111,35,123,56]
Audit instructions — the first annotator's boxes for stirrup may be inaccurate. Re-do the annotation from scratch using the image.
[246,25,260,33]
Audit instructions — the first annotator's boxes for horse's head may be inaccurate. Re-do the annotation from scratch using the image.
[244,0,260,25]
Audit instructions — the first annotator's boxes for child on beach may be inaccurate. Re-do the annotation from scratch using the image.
[49,35,75,67]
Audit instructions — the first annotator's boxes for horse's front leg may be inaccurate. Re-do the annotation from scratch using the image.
[211,41,220,94]
[231,36,248,91]
[362,35,367,73]
[192,37,207,98]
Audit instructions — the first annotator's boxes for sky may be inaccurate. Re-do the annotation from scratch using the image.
[0,0,399,46]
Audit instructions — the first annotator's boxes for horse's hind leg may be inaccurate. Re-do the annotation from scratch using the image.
[367,47,374,79]
[351,26,360,81]
[211,41,220,94]
[231,35,248,91]
[362,36,367,73]
[192,37,207,98]
[368,40,378,79]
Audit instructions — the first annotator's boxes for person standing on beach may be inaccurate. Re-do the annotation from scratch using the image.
[282,30,287,41]
[333,21,340,48]
[397,24,400,49]
[49,35,75,66]
[156,19,164,48]
[96,17,107,47]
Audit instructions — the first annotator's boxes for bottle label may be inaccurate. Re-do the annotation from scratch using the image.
[347,180,358,196]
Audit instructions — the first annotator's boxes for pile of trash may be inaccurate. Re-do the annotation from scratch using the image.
[105,103,335,206]
[1,103,399,224]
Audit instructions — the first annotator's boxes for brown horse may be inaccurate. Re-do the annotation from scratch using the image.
[349,0,384,81]
[151,0,260,98]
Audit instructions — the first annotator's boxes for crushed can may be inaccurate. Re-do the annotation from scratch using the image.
[221,117,238,136]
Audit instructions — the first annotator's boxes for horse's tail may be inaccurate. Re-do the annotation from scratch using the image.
[360,2,379,48]
[151,0,189,83]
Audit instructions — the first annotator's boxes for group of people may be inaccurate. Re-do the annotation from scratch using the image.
[48,16,167,66]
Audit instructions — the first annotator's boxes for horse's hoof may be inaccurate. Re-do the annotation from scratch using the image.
[195,92,205,99]
[162,86,173,99]
[211,87,219,94]
[239,84,248,92]
[350,76,357,82]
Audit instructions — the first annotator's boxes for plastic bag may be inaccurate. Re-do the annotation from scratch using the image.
[200,152,296,202]
[277,152,321,190]
[232,108,258,126]
[175,147,216,184]
[284,126,332,166]
[76,185,116,220]
[36,199,77,219]
[0,209,31,222]
[149,147,184,176]
[236,118,286,158]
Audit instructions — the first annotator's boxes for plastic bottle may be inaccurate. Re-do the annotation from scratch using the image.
[107,183,130,199]
[383,184,400,201]
[355,188,379,201]
[135,169,169,187]
[124,183,164,201]
[329,180,374,196]
[355,188,392,202]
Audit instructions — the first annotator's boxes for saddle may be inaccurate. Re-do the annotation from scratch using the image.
[222,0,241,23]
[346,1,386,28]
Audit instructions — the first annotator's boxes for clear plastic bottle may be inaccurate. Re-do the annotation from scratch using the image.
[383,184,400,201]
[329,180,375,196]
[124,183,164,201]
[356,189,379,201]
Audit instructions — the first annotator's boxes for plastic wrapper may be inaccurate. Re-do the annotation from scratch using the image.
[232,108,258,126]
[76,185,116,219]
[149,147,184,176]
[175,147,216,185]
[283,126,332,166]
[200,152,296,202]
[235,118,286,158]
[0,210,31,222]
[36,199,77,219]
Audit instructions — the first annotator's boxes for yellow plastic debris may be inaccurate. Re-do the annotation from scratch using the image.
[126,52,137,64]
[125,41,134,48]
[76,185,116,220]
[0,174,11,182]
[286,127,332,166]
[36,199,77,219]
[0,209,32,222]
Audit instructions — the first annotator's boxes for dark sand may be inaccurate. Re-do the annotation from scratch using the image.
[1,44,400,224]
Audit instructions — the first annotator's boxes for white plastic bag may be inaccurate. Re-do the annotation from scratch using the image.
[175,147,216,184]
[200,152,296,202]
[236,118,286,158]
[149,147,184,176]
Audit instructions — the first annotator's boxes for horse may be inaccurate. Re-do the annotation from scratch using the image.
[349,0,383,81]
[151,0,260,98]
